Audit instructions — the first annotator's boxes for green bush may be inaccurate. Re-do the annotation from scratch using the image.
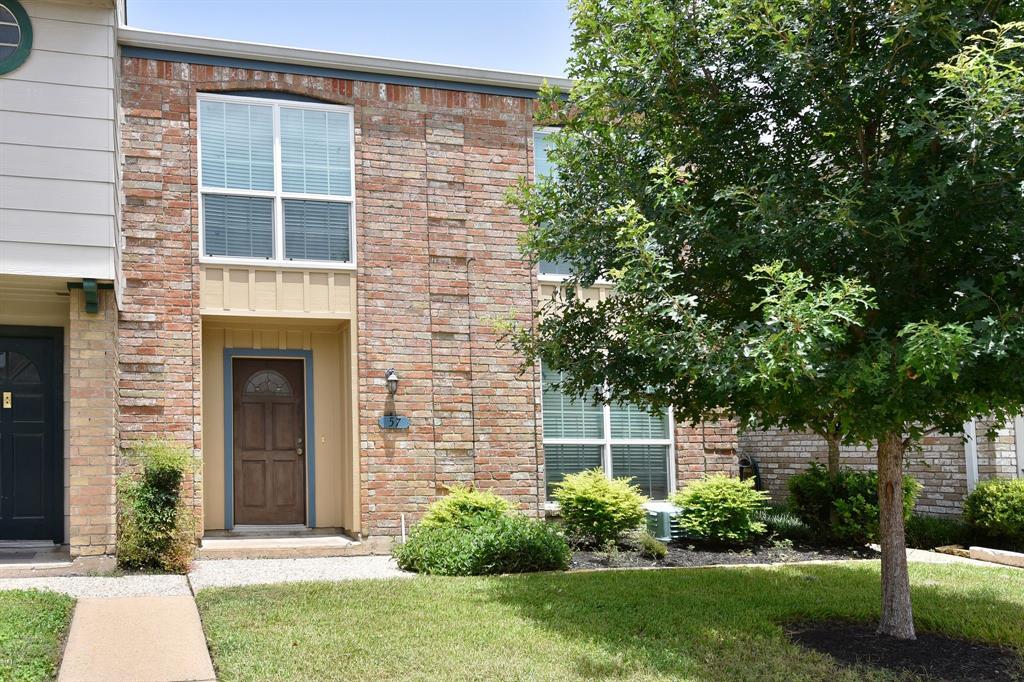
[393,514,571,575]
[117,440,197,573]
[671,475,770,544]
[904,513,974,549]
[788,462,921,546]
[553,469,647,546]
[620,528,669,559]
[419,485,514,529]
[757,505,815,545]
[964,479,1024,550]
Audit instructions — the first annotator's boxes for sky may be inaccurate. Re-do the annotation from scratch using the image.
[125,0,573,76]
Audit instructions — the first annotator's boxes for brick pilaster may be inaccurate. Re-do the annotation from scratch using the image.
[68,289,119,557]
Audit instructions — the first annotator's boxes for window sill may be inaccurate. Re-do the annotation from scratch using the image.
[543,500,679,516]
[200,257,358,271]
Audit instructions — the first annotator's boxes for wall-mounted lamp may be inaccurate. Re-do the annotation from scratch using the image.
[385,368,399,396]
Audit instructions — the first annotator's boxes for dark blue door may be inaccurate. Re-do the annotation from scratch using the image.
[0,327,62,542]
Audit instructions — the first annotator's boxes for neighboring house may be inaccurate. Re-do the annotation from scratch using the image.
[0,1,1018,568]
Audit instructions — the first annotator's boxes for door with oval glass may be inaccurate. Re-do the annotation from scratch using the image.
[232,358,306,525]
[0,327,61,542]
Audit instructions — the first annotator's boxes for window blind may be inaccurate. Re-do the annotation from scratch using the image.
[283,199,351,262]
[610,403,670,439]
[543,444,603,499]
[202,194,274,258]
[541,365,604,439]
[199,100,274,191]
[281,107,352,196]
[611,445,669,499]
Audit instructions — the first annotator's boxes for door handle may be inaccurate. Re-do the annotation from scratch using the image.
[297,437,304,456]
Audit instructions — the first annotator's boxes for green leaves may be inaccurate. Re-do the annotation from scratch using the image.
[506,0,1024,447]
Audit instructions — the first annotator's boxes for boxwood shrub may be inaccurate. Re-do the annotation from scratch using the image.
[788,462,921,546]
[419,485,513,529]
[671,475,769,544]
[964,479,1024,550]
[393,514,571,576]
[553,469,647,546]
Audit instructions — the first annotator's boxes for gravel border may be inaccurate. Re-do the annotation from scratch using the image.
[188,555,411,591]
[0,574,190,598]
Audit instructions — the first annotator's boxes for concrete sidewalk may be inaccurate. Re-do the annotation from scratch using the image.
[58,596,215,682]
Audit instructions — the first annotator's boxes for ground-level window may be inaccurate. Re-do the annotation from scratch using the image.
[541,364,673,500]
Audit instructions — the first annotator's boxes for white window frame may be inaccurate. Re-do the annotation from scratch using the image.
[541,376,677,502]
[197,92,357,270]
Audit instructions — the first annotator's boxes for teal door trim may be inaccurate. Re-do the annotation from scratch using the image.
[223,348,315,530]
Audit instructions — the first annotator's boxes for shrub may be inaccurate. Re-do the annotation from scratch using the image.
[393,514,571,575]
[757,504,815,545]
[553,469,647,546]
[788,462,921,546]
[904,513,974,549]
[419,485,514,529]
[620,528,669,559]
[638,531,669,559]
[671,475,769,544]
[964,479,1024,550]
[116,440,197,573]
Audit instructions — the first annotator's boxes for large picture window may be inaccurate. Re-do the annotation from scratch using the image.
[198,94,355,266]
[541,364,674,500]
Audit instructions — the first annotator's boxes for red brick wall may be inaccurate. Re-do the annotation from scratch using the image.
[118,56,738,536]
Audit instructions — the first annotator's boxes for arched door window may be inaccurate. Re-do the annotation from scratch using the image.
[242,369,293,398]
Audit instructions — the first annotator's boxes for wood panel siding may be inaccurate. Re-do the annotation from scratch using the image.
[200,265,357,319]
[0,1,120,290]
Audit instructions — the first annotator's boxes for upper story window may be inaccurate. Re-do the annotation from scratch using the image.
[541,364,674,500]
[198,94,355,267]
[533,129,572,278]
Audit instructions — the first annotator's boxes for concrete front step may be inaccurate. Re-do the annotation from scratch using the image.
[197,534,391,560]
[0,545,115,578]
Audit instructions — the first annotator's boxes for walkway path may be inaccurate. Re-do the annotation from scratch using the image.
[58,596,215,682]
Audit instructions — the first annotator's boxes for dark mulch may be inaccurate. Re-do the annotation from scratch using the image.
[571,540,877,571]
[788,620,1024,681]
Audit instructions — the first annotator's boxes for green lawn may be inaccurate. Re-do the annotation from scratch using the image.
[197,562,1024,681]
[0,590,74,682]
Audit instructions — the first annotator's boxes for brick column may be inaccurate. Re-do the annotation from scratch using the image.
[68,289,119,558]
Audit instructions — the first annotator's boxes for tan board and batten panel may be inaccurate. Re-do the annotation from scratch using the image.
[0,1,120,289]
[538,281,612,307]
[201,319,360,533]
[200,265,356,318]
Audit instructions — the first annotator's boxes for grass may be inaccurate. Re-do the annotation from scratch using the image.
[196,562,1024,681]
[0,590,74,681]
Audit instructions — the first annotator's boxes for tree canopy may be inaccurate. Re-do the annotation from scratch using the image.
[509,0,1024,638]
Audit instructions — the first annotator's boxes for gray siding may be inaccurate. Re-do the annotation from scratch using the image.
[0,1,119,289]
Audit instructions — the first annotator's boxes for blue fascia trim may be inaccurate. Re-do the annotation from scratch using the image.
[121,46,544,99]
[223,348,317,529]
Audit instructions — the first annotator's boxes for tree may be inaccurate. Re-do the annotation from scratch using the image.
[509,0,1024,639]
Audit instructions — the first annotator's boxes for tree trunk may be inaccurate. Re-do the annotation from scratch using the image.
[876,432,915,639]
[825,432,841,477]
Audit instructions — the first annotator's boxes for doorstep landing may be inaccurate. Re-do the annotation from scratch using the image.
[198,533,391,559]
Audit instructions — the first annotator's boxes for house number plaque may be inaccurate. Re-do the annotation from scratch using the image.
[378,415,409,429]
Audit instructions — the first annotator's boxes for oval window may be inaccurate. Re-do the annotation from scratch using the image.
[0,0,31,75]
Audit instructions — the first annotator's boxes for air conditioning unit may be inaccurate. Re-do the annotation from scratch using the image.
[645,501,680,542]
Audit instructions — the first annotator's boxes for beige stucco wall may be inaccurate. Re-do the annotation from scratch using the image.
[201,317,359,533]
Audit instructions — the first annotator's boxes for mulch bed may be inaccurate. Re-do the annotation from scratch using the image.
[571,540,877,571]
[788,620,1023,681]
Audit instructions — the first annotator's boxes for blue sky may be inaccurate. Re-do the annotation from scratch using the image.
[125,1,572,76]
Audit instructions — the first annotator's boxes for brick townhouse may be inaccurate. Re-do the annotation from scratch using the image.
[0,0,1019,568]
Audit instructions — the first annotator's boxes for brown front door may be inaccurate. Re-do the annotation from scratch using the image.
[233,358,306,525]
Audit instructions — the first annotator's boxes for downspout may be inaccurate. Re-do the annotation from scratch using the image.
[1014,415,1024,479]
[963,419,979,492]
